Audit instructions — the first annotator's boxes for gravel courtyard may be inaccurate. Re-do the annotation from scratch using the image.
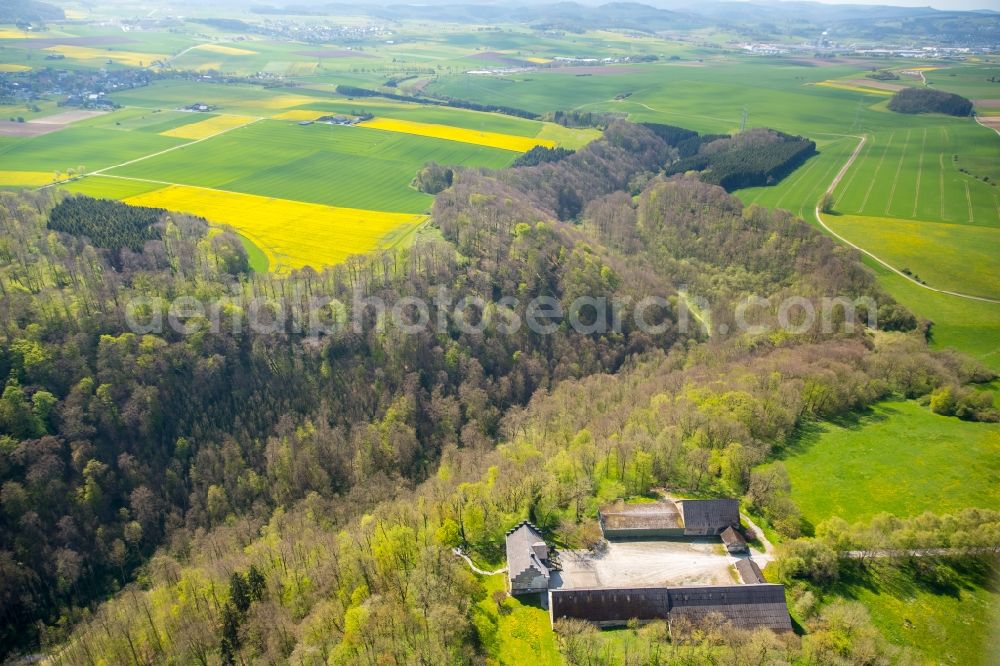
[551,539,738,589]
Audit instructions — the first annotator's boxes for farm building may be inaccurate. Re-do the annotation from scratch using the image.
[721,526,748,553]
[735,558,766,585]
[598,498,742,539]
[549,584,792,634]
[505,521,551,595]
[599,501,684,539]
[678,499,741,536]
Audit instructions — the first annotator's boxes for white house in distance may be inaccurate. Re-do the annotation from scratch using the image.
[505,521,551,594]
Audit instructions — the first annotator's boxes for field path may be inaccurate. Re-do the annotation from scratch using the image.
[858,132,894,212]
[452,548,506,576]
[884,128,910,216]
[912,128,927,218]
[816,134,1000,305]
[976,114,1000,138]
[40,116,263,190]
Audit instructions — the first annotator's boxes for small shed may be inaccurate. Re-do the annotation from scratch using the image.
[735,558,765,585]
[721,526,747,553]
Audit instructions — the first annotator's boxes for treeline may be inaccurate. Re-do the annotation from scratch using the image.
[661,127,817,191]
[642,122,723,158]
[542,109,627,129]
[46,196,167,266]
[334,84,538,120]
[411,161,453,194]
[888,87,973,116]
[511,145,574,168]
[779,508,1000,581]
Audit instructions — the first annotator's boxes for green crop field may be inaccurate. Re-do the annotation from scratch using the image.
[0,126,185,173]
[103,119,515,213]
[868,264,1000,373]
[770,400,1000,526]
[826,215,1000,300]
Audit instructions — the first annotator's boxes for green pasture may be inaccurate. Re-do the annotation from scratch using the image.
[0,126,185,173]
[868,263,1000,373]
[770,400,1000,526]
[835,557,999,666]
[60,175,166,199]
[105,120,515,213]
[926,63,1000,100]
[827,214,1000,300]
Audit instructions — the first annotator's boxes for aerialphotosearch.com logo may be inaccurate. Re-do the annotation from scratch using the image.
[124,286,879,339]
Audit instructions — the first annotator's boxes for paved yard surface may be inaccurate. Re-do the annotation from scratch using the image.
[552,539,737,589]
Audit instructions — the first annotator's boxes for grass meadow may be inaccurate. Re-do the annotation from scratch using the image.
[772,400,1000,526]
[825,214,1000,299]
[834,557,999,666]
[0,126,185,173]
[477,574,562,666]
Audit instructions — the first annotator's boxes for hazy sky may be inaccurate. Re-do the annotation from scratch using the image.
[798,0,999,9]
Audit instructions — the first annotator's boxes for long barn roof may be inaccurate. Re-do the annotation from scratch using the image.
[550,584,792,633]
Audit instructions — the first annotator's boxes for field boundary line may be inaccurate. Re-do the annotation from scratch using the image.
[964,181,975,224]
[834,133,870,201]
[976,114,1000,138]
[885,128,910,216]
[816,134,1000,305]
[628,101,740,127]
[859,132,893,212]
[913,128,926,218]
[939,152,945,221]
[38,115,264,190]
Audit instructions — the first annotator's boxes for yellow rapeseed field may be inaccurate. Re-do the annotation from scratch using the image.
[814,81,893,96]
[359,117,556,152]
[160,115,257,140]
[42,45,163,67]
[193,43,257,56]
[0,64,30,72]
[272,109,325,121]
[0,28,48,38]
[254,94,323,110]
[0,171,56,186]
[123,185,428,271]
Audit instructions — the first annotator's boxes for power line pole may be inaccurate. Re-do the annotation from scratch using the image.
[740,106,749,132]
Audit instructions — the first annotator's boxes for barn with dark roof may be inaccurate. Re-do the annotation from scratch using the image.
[549,584,792,635]
[678,499,741,536]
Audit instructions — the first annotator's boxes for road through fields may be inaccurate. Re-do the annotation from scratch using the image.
[816,133,1000,305]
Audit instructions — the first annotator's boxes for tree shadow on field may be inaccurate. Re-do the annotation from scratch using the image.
[773,404,898,460]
